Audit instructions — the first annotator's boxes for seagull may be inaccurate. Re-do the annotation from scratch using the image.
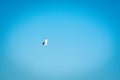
[43,37,48,47]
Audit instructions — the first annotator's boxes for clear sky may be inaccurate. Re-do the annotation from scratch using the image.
[0,0,120,80]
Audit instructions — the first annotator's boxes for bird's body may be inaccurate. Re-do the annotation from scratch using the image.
[43,37,48,47]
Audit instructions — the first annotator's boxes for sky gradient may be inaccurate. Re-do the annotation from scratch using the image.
[0,0,120,80]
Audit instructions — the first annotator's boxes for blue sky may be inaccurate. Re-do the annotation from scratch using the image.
[0,0,120,80]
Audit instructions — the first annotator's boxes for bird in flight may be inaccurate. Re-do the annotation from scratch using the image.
[43,37,48,47]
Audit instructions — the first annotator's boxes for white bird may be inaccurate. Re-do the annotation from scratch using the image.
[43,37,48,47]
